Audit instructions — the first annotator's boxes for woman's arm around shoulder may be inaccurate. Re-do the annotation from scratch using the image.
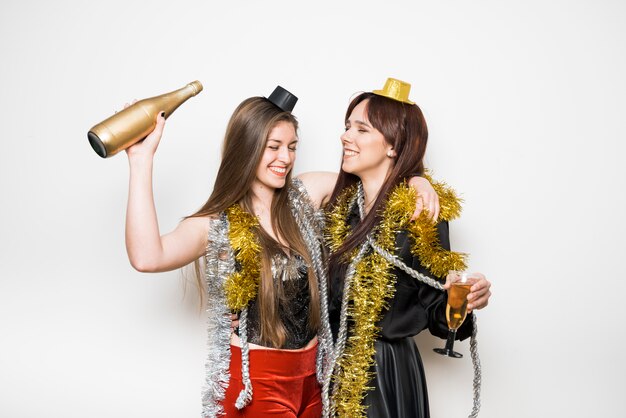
[296,171,338,209]
[297,171,440,220]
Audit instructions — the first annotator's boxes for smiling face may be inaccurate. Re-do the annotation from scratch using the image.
[341,99,394,180]
[252,121,298,192]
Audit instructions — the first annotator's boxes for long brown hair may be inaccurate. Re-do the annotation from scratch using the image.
[328,92,429,268]
[190,97,320,348]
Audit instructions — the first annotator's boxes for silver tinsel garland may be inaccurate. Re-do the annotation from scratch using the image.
[202,213,235,418]
[234,307,253,409]
[201,179,333,417]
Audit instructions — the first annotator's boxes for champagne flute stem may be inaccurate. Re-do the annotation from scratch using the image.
[445,329,457,351]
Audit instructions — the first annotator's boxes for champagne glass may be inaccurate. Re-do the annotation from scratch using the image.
[433,270,477,358]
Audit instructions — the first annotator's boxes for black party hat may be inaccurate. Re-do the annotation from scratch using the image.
[267,86,298,112]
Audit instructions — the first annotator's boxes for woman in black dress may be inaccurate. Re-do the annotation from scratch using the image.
[325,78,492,418]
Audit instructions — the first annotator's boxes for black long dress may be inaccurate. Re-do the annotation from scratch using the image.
[329,206,473,418]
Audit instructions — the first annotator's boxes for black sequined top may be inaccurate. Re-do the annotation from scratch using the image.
[236,252,317,349]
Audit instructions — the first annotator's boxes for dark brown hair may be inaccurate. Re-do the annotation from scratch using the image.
[190,97,320,348]
[327,92,429,266]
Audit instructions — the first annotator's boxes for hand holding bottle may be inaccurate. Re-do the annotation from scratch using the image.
[87,81,202,158]
[125,109,166,161]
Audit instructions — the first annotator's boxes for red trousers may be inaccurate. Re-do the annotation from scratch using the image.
[220,343,322,417]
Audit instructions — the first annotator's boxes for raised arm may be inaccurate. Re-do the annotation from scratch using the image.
[125,113,210,273]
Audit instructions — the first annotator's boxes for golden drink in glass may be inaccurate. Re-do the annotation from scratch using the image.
[446,283,472,330]
[434,271,476,358]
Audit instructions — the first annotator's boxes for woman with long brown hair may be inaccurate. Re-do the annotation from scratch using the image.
[324,78,492,418]
[126,88,330,418]
[123,85,438,418]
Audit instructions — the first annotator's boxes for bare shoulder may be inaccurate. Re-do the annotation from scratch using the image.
[180,213,217,226]
[177,214,218,244]
[296,171,338,209]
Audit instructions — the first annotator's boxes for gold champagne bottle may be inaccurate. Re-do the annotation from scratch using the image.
[88,81,203,158]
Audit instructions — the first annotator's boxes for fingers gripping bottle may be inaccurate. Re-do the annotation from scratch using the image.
[87,80,203,158]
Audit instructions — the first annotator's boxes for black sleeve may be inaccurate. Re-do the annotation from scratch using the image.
[378,221,473,341]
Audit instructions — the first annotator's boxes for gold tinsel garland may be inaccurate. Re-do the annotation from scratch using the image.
[224,204,262,311]
[327,181,467,417]
[326,184,359,253]
[423,171,463,222]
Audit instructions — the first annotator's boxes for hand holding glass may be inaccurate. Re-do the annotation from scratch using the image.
[434,271,477,358]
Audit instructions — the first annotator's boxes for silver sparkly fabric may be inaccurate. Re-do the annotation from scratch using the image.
[271,252,308,282]
[202,213,235,418]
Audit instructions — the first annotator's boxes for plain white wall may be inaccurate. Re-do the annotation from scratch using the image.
[1,0,625,417]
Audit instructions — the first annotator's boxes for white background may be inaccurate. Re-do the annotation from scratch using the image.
[1,1,625,417]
